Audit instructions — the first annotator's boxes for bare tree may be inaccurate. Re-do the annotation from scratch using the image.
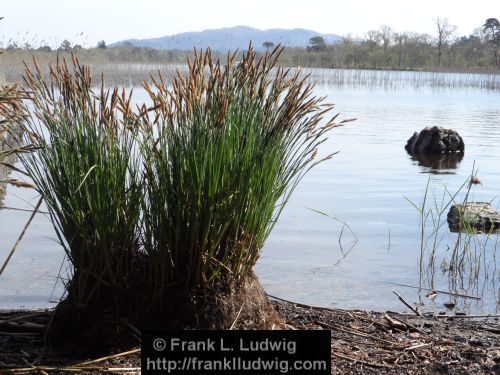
[365,30,381,68]
[393,32,406,68]
[435,18,457,66]
[378,25,393,65]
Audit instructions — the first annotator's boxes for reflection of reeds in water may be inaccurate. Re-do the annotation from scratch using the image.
[407,168,500,312]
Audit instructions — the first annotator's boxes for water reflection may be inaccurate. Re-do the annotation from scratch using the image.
[409,152,464,174]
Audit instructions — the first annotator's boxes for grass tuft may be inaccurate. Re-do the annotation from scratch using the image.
[137,46,342,306]
[16,46,343,339]
[20,56,142,307]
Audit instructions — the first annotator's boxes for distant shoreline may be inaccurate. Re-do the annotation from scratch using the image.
[1,47,499,83]
[1,50,499,91]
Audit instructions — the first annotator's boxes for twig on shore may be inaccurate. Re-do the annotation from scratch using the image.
[266,293,352,314]
[382,313,407,330]
[315,320,403,348]
[386,313,428,335]
[392,291,422,316]
[73,348,141,367]
[332,352,389,368]
[404,342,432,351]
[21,358,49,375]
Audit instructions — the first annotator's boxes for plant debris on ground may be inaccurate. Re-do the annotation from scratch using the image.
[1,297,498,374]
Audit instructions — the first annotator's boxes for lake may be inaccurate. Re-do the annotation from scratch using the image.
[1,69,499,313]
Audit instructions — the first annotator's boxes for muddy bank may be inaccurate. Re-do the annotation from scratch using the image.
[1,297,498,374]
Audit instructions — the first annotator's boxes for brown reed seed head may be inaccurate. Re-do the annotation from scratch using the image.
[140,44,350,134]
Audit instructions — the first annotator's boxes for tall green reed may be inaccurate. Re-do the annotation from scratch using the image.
[19,57,142,307]
[138,47,346,306]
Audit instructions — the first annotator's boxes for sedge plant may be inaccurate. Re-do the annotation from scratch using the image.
[138,46,348,308]
[19,57,142,311]
[13,46,347,345]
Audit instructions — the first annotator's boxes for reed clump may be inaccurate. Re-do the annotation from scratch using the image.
[139,48,341,307]
[18,57,143,350]
[17,46,344,352]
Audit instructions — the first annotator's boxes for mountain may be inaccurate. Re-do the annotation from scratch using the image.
[113,26,342,51]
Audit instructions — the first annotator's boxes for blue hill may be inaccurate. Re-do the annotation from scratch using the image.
[113,26,342,51]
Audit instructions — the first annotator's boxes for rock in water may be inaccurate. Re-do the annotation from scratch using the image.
[405,126,464,154]
[447,202,500,233]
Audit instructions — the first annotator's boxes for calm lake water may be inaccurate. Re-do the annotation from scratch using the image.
[1,70,499,313]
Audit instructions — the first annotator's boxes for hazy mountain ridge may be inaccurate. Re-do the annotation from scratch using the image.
[114,26,342,51]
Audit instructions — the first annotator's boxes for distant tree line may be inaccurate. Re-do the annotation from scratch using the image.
[1,17,499,72]
[0,40,192,65]
[278,18,500,71]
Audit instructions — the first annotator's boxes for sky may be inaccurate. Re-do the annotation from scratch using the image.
[0,0,497,48]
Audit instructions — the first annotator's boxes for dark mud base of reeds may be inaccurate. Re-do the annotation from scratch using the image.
[1,298,499,374]
[45,272,279,355]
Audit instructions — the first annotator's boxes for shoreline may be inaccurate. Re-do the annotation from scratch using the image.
[1,298,498,374]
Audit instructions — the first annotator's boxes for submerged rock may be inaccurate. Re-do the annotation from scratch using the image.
[405,126,464,154]
[447,202,500,233]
